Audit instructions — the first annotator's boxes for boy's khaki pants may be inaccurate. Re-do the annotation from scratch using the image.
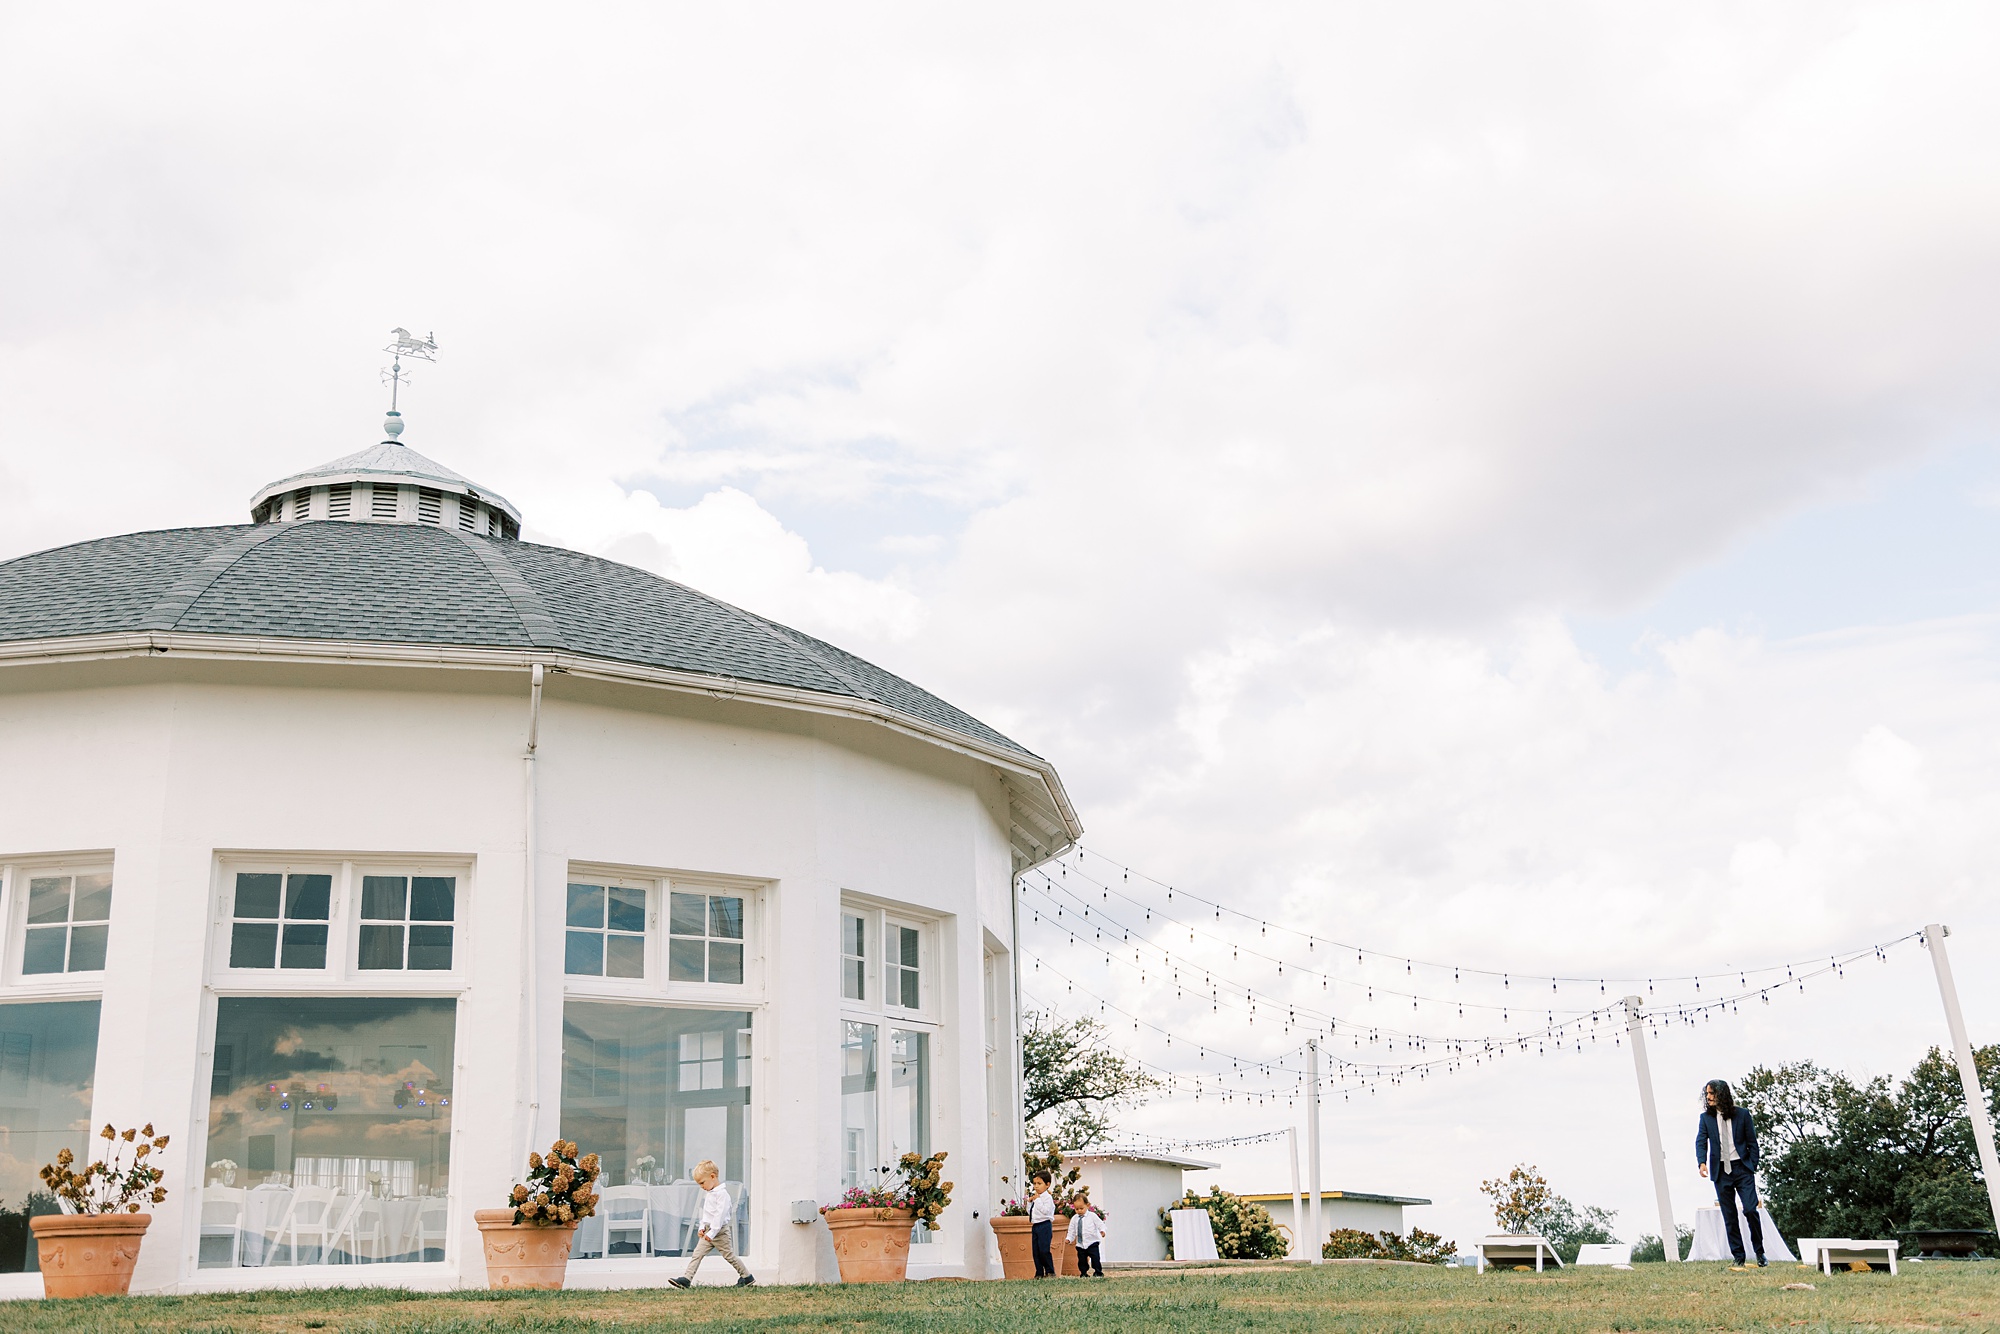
[685,1224,750,1279]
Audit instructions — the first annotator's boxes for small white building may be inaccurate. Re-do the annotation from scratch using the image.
[1066,1151,1215,1262]
[1247,1189,1434,1251]
[0,419,1081,1292]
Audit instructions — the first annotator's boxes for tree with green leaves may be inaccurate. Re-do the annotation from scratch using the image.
[1738,1044,1999,1250]
[1022,1009,1160,1150]
[1478,1163,1619,1264]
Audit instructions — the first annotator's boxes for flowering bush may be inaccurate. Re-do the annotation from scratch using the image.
[507,1140,599,1227]
[42,1124,169,1215]
[901,1150,952,1232]
[1323,1226,1457,1264]
[829,1181,907,1211]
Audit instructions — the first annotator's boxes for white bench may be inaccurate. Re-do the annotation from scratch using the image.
[1796,1238,1899,1275]
[1573,1242,1632,1267]
[1476,1235,1563,1272]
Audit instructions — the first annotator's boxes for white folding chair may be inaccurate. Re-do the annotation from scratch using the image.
[415,1196,449,1262]
[599,1184,651,1257]
[198,1187,245,1268]
[324,1191,368,1265]
[250,1187,296,1267]
[282,1185,341,1265]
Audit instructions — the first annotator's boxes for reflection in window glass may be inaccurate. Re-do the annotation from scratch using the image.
[840,913,867,1001]
[0,1001,99,1273]
[667,892,744,984]
[201,997,455,1267]
[841,1021,879,1189]
[229,873,332,970]
[564,883,646,978]
[560,1003,752,1257]
[890,1030,932,1243]
[358,876,454,971]
[22,874,113,974]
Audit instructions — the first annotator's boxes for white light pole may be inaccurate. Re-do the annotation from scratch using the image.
[1923,925,2000,1237]
[1286,1126,1304,1260]
[1306,1039,1323,1265]
[1623,996,1680,1261]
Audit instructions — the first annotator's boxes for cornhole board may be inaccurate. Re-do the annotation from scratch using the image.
[1573,1243,1632,1267]
[1476,1235,1562,1272]
[1796,1238,1898,1275]
[1169,1209,1219,1261]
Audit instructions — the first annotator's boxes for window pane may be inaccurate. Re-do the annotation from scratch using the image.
[899,967,919,1010]
[668,938,705,983]
[566,884,604,929]
[285,874,332,921]
[360,876,407,921]
[668,893,706,937]
[406,925,453,971]
[25,878,70,926]
[843,958,865,1002]
[410,878,455,922]
[71,874,112,923]
[709,896,743,939]
[605,934,645,979]
[357,924,404,970]
[841,913,865,959]
[560,1002,753,1250]
[606,887,646,934]
[841,1022,879,1189]
[230,922,279,970]
[21,928,65,976]
[565,930,604,976]
[890,1029,929,1161]
[897,926,919,969]
[0,1001,100,1273]
[66,925,109,972]
[279,924,328,970]
[202,997,454,1267]
[708,941,744,985]
[233,873,281,919]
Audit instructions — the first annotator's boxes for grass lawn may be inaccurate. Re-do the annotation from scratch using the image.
[0,1261,1994,1333]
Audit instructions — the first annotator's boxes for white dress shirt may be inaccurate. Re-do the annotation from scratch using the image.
[698,1182,733,1235]
[1029,1191,1056,1224]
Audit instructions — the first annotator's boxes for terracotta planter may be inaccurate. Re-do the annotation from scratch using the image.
[1055,1228,1077,1276]
[31,1212,151,1298]
[475,1209,578,1289]
[991,1215,1036,1278]
[822,1207,915,1282]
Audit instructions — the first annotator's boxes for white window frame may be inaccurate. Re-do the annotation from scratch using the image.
[208,855,472,992]
[561,864,764,1005]
[835,898,943,1239]
[0,855,116,993]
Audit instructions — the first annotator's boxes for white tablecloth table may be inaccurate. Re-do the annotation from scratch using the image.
[572,1181,748,1258]
[1691,1202,1794,1262]
[235,1188,428,1266]
[1169,1209,1219,1261]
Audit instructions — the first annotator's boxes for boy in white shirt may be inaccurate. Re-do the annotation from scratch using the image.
[1028,1172,1057,1278]
[1067,1193,1108,1277]
[669,1159,754,1288]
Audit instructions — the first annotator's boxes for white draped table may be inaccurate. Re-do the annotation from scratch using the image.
[1691,1201,1794,1262]
[572,1181,748,1258]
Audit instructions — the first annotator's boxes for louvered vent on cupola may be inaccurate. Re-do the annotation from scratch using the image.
[371,485,401,520]
[290,489,313,521]
[328,484,352,519]
[417,487,442,525]
[456,496,481,532]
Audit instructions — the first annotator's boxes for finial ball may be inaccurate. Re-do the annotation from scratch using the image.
[384,411,404,439]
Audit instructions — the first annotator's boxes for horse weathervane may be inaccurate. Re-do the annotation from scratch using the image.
[381,327,439,417]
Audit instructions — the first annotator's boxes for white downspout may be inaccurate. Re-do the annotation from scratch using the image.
[521,664,544,1162]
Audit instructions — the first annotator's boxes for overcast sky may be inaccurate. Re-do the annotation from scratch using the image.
[6,3,2000,1251]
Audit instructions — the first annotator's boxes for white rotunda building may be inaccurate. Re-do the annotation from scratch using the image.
[0,414,1078,1293]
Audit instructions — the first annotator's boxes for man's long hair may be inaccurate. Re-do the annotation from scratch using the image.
[1705,1079,1736,1118]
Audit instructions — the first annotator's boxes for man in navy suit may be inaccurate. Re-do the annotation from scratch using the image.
[1695,1079,1765,1267]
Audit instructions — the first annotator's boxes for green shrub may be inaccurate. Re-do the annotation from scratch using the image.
[1322,1226,1457,1264]
[1157,1186,1289,1259]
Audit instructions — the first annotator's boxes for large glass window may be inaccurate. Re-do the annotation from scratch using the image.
[200,997,455,1267]
[560,1002,752,1258]
[0,1001,100,1273]
[566,883,646,979]
[358,876,455,971]
[890,1030,932,1244]
[22,873,112,975]
[229,873,331,970]
[667,893,743,985]
[840,1021,879,1189]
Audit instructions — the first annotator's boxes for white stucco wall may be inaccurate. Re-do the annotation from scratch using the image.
[0,655,1032,1293]
[1252,1193,1422,1252]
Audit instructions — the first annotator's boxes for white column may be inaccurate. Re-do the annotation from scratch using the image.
[1287,1126,1304,1260]
[1923,925,2000,1237]
[1623,996,1680,1261]
[1306,1039,1323,1264]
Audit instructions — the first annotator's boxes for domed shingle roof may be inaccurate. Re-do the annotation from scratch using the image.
[0,521,1032,758]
